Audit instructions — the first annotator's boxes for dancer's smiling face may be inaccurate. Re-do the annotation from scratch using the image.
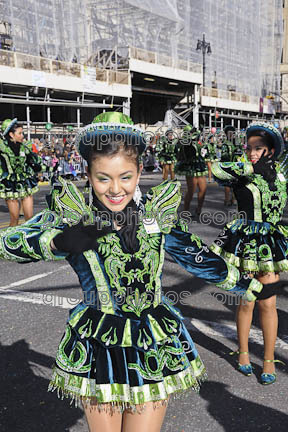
[88,149,142,212]
[246,135,274,164]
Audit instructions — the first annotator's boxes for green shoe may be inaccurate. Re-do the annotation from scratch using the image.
[260,359,285,385]
[230,350,253,376]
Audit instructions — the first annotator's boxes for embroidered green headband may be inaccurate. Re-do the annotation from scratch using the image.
[75,111,146,160]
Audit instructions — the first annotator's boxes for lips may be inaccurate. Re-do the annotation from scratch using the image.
[106,195,126,204]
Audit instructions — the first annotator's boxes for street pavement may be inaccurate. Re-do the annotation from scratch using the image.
[0,173,287,432]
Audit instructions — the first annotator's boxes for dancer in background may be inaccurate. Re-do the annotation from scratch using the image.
[202,132,218,183]
[156,129,177,180]
[0,118,42,226]
[175,126,207,217]
[211,122,287,385]
[220,125,237,206]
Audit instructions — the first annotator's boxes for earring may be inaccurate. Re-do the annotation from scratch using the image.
[89,184,93,207]
[133,184,142,206]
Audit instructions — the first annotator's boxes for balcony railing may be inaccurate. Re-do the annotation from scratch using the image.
[0,49,129,85]
[129,46,202,74]
[201,87,259,105]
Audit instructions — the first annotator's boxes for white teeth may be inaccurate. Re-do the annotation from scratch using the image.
[107,196,124,202]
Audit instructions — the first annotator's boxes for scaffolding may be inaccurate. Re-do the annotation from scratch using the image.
[0,0,284,97]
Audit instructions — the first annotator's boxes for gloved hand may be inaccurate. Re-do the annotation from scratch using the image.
[53,219,113,254]
[253,150,276,181]
[26,152,42,172]
[241,277,263,302]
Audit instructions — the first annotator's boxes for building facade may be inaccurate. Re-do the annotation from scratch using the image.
[0,0,284,131]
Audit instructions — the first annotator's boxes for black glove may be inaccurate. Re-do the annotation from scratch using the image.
[253,150,276,182]
[26,152,42,172]
[53,220,113,254]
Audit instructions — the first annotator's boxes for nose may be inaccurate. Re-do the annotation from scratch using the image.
[109,180,121,195]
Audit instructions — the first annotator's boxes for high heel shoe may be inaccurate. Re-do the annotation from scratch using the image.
[260,359,285,385]
[230,350,253,376]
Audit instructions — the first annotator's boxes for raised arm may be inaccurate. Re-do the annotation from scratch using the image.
[211,160,253,186]
[164,223,262,301]
[0,210,67,262]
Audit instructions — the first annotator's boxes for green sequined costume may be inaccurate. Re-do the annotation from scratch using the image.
[0,138,42,199]
[0,177,261,411]
[211,160,288,273]
[156,136,178,165]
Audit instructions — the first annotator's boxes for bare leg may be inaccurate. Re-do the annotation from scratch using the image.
[162,165,169,180]
[122,401,168,432]
[257,272,279,374]
[207,161,212,182]
[6,199,20,226]
[83,403,122,432]
[184,176,195,211]
[224,187,230,205]
[19,200,24,216]
[22,195,34,221]
[236,298,255,366]
[258,296,278,374]
[196,176,207,213]
[169,163,175,180]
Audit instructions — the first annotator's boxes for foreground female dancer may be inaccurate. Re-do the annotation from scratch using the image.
[0,112,262,431]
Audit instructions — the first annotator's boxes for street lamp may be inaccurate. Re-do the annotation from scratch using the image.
[196,33,212,88]
[269,91,288,107]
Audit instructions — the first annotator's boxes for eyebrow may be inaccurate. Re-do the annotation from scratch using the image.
[96,171,133,176]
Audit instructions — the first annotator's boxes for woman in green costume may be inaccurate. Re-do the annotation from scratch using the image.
[0,112,262,431]
[0,118,42,226]
[211,122,287,384]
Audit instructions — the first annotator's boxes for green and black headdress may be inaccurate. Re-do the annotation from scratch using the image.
[75,112,147,160]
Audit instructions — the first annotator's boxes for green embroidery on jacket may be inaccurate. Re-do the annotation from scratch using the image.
[253,166,287,225]
[122,288,152,317]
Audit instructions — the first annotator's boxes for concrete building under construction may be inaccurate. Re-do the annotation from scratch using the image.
[0,0,284,132]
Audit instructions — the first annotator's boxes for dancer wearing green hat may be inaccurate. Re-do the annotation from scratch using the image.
[175,127,208,217]
[0,112,263,431]
[0,118,42,226]
[156,129,178,180]
[211,122,287,385]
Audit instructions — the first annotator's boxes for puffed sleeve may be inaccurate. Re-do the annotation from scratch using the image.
[0,210,68,262]
[164,222,262,301]
[0,177,93,263]
[211,160,254,186]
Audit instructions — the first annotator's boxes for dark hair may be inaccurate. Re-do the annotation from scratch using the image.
[6,123,23,142]
[247,130,274,151]
[87,140,140,173]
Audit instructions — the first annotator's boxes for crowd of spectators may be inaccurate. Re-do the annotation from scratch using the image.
[30,135,88,182]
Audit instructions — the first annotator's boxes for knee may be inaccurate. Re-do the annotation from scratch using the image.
[258,297,276,313]
[238,301,255,313]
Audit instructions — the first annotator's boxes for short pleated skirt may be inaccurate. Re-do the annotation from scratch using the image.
[0,175,39,199]
[175,159,208,177]
[48,304,207,412]
[210,219,288,274]
[158,155,177,165]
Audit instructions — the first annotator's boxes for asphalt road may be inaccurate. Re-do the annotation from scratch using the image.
[0,173,288,432]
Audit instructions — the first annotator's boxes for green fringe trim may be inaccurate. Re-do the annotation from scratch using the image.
[48,363,208,411]
[210,244,288,274]
[175,170,208,177]
[0,185,39,199]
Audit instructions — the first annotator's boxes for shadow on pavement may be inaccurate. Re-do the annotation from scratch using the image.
[0,340,84,432]
[200,380,288,431]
